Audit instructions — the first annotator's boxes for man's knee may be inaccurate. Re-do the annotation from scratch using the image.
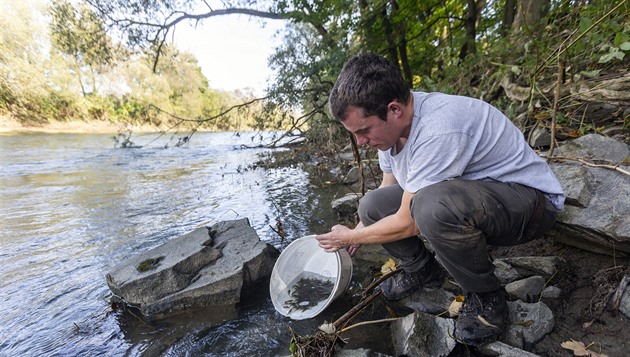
[357,190,383,225]
[411,181,466,237]
[358,185,403,225]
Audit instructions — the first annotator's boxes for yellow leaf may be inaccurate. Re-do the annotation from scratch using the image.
[561,339,590,356]
[560,339,609,357]
[513,320,535,327]
[448,295,464,317]
[381,258,397,274]
[477,315,498,328]
[319,322,336,334]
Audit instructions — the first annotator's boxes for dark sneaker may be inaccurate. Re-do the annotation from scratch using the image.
[454,290,508,346]
[379,257,445,301]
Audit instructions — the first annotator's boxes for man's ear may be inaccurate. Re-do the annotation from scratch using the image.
[387,101,403,116]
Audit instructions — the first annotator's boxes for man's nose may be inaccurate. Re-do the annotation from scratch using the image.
[355,134,368,146]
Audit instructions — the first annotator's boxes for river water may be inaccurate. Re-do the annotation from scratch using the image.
[0,131,383,356]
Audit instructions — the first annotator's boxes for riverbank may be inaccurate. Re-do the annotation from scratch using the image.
[0,115,169,135]
[0,116,143,134]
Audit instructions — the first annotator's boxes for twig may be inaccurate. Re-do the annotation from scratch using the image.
[337,317,400,334]
[535,0,626,75]
[550,155,630,176]
[332,290,383,330]
[349,132,365,196]
[547,51,562,161]
[362,269,402,298]
[330,268,402,331]
[610,274,630,311]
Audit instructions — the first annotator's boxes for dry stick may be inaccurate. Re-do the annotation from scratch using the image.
[535,0,626,76]
[362,268,402,297]
[337,317,400,334]
[550,155,630,176]
[611,274,630,311]
[547,51,563,161]
[332,290,384,330]
[332,269,402,330]
[349,133,366,196]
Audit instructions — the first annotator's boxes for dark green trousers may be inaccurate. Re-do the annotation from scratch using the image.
[357,179,557,293]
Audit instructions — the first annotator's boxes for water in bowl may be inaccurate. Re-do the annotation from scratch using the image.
[280,271,336,317]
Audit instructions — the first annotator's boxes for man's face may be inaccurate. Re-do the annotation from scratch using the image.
[342,106,398,151]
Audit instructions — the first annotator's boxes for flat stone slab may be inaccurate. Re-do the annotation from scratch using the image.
[106,218,279,318]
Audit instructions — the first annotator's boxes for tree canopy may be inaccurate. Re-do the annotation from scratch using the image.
[1,0,628,148]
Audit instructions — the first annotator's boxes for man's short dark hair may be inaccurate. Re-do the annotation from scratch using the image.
[329,52,411,122]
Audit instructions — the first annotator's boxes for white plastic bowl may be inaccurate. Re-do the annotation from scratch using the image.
[269,235,353,320]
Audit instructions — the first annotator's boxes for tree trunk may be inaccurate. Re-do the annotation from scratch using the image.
[72,56,86,97]
[391,0,413,88]
[502,0,517,36]
[380,6,400,67]
[512,0,548,34]
[358,0,371,48]
[459,0,478,61]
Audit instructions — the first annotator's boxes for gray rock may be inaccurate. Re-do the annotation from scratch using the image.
[332,193,361,219]
[493,259,522,285]
[616,274,630,319]
[106,219,279,318]
[480,341,542,357]
[541,286,562,299]
[398,287,456,316]
[552,165,594,208]
[504,300,554,350]
[338,152,356,162]
[528,126,551,148]
[620,284,630,319]
[554,133,629,164]
[505,276,546,302]
[390,311,457,357]
[333,348,391,357]
[550,134,630,256]
[343,167,361,185]
[501,256,565,278]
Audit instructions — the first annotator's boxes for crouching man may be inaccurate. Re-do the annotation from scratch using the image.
[316,52,565,346]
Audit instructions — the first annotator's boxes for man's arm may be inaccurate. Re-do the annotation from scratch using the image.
[317,189,419,252]
[380,172,397,188]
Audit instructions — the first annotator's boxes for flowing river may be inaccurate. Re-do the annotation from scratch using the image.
[0,131,390,356]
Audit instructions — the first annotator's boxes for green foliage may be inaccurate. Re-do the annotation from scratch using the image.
[1,0,268,131]
[50,0,118,96]
[3,0,628,144]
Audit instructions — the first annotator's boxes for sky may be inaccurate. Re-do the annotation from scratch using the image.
[174,15,287,96]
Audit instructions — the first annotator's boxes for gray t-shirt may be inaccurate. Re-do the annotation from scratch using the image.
[378,92,565,210]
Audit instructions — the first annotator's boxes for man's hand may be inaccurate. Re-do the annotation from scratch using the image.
[316,224,356,253]
[346,244,361,257]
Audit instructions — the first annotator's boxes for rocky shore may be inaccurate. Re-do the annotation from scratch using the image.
[104,133,629,356]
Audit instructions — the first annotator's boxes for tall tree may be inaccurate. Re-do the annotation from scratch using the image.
[512,0,548,34]
[50,0,117,96]
[0,1,49,109]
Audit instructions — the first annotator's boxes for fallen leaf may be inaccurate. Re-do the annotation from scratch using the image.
[477,315,498,328]
[513,320,535,327]
[448,295,465,317]
[561,339,609,357]
[318,322,336,334]
[381,258,397,274]
[561,339,590,356]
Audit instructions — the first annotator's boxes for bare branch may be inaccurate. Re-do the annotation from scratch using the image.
[550,155,630,176]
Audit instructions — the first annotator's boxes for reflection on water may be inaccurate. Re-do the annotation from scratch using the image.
[0,131,355,356]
